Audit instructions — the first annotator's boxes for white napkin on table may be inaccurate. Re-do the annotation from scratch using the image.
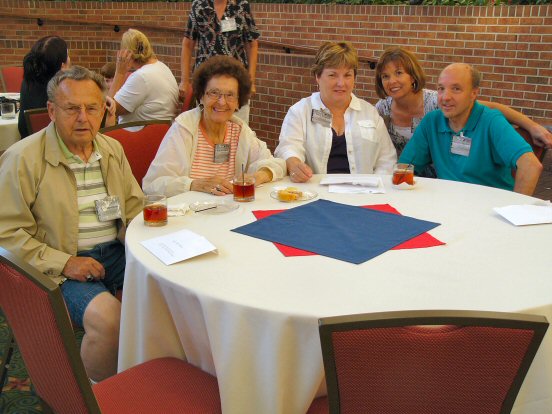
[494,202,552,226]
[168,202,189,216]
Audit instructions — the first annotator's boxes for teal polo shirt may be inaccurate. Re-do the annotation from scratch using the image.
[399,101,532,191]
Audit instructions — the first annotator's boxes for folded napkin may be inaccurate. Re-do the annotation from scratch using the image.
[320,174,381,187]
[168,202,189,216]
[253,204,444,256]
[494,203,552,226]
[233,199,441,264]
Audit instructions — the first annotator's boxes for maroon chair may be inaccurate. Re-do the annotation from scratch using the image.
[24,107,51,135]
[1,66,24,92]
[317,310,548,414]
[100,120,171,186]
[0,247,222,414]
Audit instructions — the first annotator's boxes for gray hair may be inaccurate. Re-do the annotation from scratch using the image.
[47,65,107,102]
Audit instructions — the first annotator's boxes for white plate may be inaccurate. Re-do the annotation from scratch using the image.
[189,200,239,214]
[270,188,318,203]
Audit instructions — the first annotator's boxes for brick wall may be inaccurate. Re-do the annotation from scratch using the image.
[1,1,550,150]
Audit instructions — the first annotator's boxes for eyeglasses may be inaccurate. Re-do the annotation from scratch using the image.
[54,103,104,117]
[205,89,238,103]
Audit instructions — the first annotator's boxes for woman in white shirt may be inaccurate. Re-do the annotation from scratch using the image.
[108,28,179,124]
[275,41,396,183]
[143,55,284,197]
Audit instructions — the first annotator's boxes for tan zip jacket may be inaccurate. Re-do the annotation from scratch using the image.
[0,123,144,283]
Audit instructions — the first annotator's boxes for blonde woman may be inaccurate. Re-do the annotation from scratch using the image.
[275,41,396,182]
[109,28,179,124]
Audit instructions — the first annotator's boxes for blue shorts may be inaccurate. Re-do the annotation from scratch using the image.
[61,240,125,327]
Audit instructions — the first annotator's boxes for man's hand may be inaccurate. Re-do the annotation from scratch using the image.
[63,256,106,282]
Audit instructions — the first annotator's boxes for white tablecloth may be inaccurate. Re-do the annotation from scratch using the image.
[120,175,552,414]
[0,92,21,151]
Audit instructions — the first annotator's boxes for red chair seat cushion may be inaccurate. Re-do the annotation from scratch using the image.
[306,396,329,414]
[93,357,221,414]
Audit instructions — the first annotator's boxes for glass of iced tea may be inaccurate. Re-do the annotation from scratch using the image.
[232,175,255,202]
[143,195,168,226]
[392,163,415,188]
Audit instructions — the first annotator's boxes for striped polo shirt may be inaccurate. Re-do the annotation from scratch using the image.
[190,120,241,180]
[57,133,117,251]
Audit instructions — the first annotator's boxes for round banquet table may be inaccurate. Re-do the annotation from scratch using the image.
[119,175,552,414]
[0,93,21,152]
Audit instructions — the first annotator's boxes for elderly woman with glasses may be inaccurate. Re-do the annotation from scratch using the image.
[143,55,285,196]
[275,41,396,183]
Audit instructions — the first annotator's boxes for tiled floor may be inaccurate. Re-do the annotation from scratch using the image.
[534,151,552,201]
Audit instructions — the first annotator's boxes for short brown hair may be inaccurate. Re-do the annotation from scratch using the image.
[121,29,154,65]
[192,55,251,108]
[100,61,116,79]
[311,41,358,78]
[375,47,426,99]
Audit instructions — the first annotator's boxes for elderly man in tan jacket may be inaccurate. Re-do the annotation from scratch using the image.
[0,66,143,381]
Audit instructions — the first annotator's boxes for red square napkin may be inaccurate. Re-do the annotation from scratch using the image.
[252,204,445,257]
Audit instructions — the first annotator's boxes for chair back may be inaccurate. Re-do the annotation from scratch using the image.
[24,107,51,136]
[514,125,547,163]
[0,248,102,413]
[319,309,548,414]
[100,120,171,186]
[1,66,24,92]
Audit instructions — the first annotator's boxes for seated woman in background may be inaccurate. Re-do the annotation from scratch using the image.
[99,61,116,89]
[109,28,179,124]
[143,55,285,197]
[18,35,70,138]
[275,41,396,183]
[375,46,552,160]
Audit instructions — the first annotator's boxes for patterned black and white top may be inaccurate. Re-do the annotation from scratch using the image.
[375,89,439,157]
[184,0,260,70]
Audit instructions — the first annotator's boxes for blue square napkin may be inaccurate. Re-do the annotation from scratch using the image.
[232,199,440,264]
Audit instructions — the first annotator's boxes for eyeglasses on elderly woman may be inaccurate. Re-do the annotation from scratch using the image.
[205,89,238,103]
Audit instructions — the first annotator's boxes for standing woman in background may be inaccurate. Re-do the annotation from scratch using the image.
[18,36,70,138]
[375,46,552,161]
[180,0,259,123]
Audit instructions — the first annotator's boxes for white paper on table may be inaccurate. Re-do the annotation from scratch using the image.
[493,204,552,226]
[328,177,385,194]
[140,229,217,265]
[320,174,381,187]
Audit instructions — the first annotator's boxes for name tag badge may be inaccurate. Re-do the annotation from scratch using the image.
[221,17,237,33]
[94,195,122,222]
[311,108,332,128]
[214,144,230,164]
[450,132,472,157]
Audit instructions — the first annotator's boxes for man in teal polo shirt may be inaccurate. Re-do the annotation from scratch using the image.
[399,63,542,195]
